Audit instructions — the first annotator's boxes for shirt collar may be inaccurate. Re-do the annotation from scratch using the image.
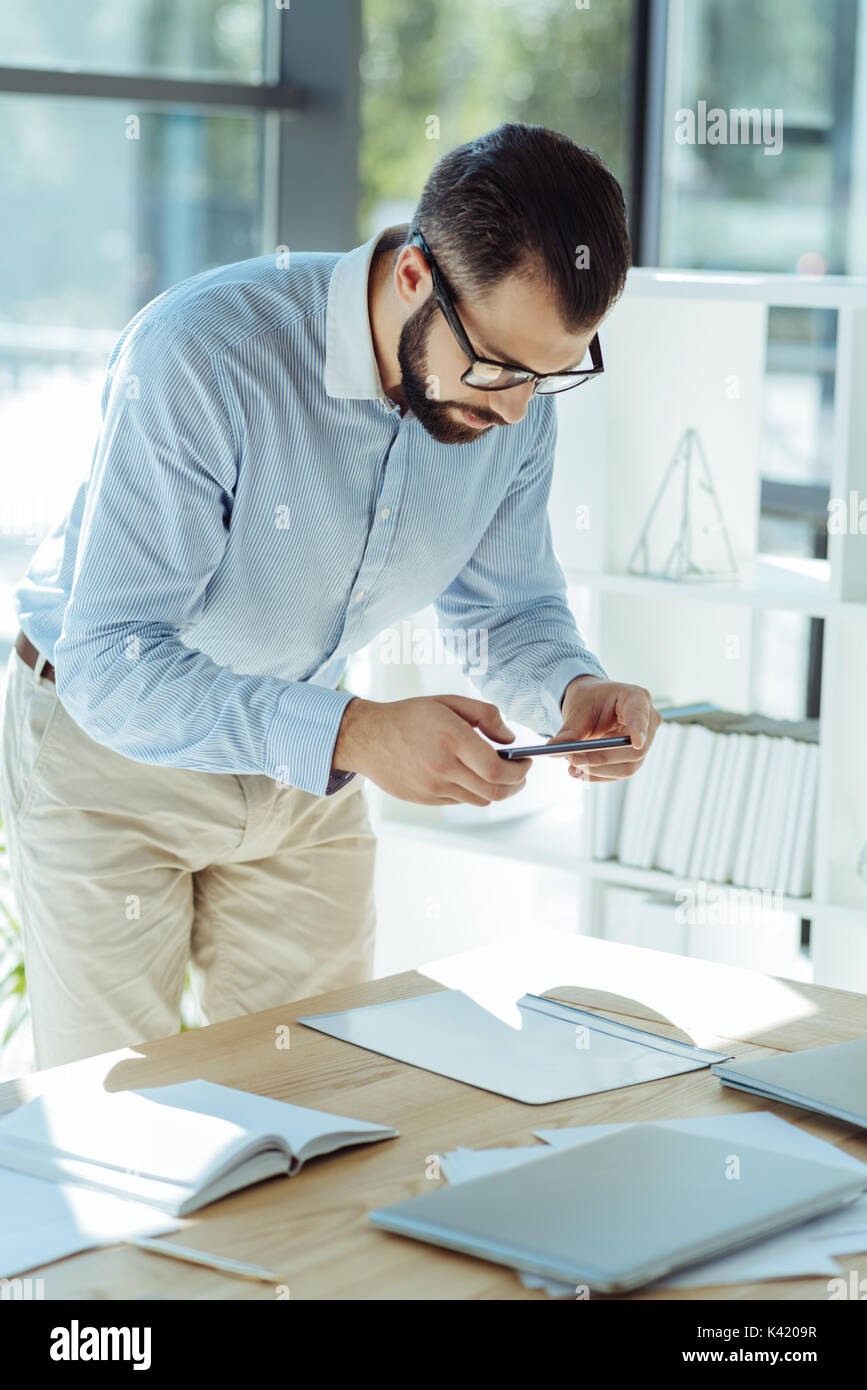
[325,225,406,402]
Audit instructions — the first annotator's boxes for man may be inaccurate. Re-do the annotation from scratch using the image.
[1,122,660,1069]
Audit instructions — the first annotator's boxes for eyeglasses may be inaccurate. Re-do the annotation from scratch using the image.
[410,231,604,395]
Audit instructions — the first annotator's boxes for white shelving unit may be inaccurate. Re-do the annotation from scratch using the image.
[359,267,867,990]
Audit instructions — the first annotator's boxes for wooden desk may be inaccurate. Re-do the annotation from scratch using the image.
[2,932,866,1300]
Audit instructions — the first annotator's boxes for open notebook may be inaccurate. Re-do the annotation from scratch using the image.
[0,1079,397,1217]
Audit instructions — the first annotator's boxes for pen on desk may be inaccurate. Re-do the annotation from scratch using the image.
[126,1236,278,1284]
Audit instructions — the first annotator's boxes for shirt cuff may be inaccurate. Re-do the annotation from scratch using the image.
[266,682,356,797]
[539,655,608,733]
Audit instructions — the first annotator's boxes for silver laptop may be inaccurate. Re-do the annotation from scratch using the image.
[713,1037,867,1129]
[369,1122,867,1293]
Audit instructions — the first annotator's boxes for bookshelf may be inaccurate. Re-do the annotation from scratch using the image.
[357,267,867,991]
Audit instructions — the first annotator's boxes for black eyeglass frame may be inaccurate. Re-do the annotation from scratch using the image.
[410,231,604,394]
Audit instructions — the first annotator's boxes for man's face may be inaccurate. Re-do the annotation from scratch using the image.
[397,265,600,445]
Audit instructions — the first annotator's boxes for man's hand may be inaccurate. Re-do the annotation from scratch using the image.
[332,694,531,806]
[549,675,661,782]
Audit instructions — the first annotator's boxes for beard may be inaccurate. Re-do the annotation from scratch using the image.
[396,295,504,445]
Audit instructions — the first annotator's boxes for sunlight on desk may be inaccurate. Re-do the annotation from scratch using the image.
[419,927,816,1047]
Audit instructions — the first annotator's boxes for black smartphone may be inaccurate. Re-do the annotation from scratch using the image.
[497,735,631,760]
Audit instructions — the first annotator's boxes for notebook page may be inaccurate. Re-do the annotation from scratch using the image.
[0,1085,255,1190]
[133,1079,396,1166]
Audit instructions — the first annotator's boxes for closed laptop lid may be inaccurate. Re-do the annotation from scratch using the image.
[715,1038,867,1125]
[370,1122,867,1292]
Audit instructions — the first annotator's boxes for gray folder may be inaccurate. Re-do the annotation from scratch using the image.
[298,989,732,1104]
[713,1036,867,1128]
[369,1122,867,1292]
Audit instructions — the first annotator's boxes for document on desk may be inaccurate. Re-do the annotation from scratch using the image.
[297,989,732,1104]
[0,1170,181,1280]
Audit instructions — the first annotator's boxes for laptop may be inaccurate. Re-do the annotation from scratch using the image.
[713,1037,867,1129]
[369,1122,867,1293]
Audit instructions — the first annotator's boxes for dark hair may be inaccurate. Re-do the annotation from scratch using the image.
[406,122,631,331]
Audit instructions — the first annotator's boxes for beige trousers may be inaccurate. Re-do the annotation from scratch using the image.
[0,648,377,1069]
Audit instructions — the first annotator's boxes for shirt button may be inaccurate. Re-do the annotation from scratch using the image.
[355,591,364,602]
[380,506,391,520]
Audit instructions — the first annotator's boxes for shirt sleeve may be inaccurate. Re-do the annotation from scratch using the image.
[433,395,607,736]
[52,317,354,797]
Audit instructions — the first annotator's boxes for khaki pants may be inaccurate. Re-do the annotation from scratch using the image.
[0,648,377,1069]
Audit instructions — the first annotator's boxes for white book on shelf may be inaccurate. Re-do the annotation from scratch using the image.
[668,726,717,879]
[617,786,647,866]
[764,738,802,891]
[788,744,820,898]
[636,722,683,869]
[742,738,774,889]
[613,781,638,865]
[775,739,811,893]
[593,780,628,860]
[745,736,789,889]
[766,739,800,889]
[731,734,774,887]
[686,732,728,881]
[615,736,659,867]
[757,737,802,890]
[619,720,668,868]
[707,734,753,885]
[592,783,620,860]
[655,727,696,875]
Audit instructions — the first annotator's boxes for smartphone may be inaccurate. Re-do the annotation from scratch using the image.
[497,735,631,760]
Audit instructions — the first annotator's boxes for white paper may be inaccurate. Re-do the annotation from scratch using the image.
[534,1110,866,1172]
[438,1112,867,1296]
[439,1145,541,1184]
[0,1169,180,1279]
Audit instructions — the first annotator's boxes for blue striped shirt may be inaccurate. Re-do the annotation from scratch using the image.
[15,228,606,797]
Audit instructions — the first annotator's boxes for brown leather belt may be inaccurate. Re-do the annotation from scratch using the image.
[15,629,56,683]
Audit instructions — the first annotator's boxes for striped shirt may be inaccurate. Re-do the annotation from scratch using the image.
[15,228,606,797]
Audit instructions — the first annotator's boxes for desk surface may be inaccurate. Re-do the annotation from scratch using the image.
[3,930,866,1301]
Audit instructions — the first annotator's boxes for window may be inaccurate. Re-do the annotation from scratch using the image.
[659,0,864,274]
[360,0,635,236]
[654,0,867,728]
[0,1,264,81]
[0,0,308,660]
